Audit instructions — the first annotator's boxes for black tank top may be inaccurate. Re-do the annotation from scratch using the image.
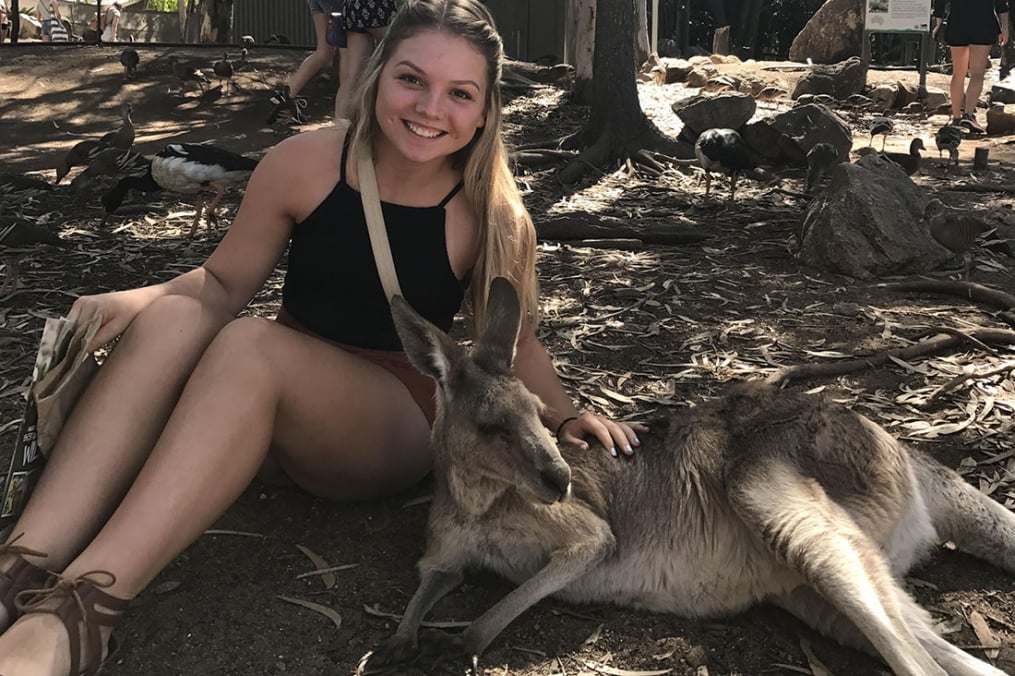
[282,140,467,350]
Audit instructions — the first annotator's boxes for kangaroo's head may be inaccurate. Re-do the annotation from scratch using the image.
[391,277,572,507]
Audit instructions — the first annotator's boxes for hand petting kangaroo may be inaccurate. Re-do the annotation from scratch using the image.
[363,276,1014,676]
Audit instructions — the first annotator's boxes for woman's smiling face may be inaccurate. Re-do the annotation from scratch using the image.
[374,29,489,166]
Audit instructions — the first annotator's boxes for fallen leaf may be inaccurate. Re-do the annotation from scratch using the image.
[277,595,342,630]
[295,544,336,590]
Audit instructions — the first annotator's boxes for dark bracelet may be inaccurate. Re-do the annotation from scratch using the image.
[554,415,579,439]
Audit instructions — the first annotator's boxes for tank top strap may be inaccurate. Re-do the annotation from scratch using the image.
[339,135,350,184]
[438,181,464,208]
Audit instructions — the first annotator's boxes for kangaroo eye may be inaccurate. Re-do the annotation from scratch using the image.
[476,422,511,440]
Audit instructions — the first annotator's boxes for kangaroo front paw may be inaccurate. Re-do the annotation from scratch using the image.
[357,635,418,674]
[418,629,481,674]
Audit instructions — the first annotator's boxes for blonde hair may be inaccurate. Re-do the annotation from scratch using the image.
[344,0,538,333]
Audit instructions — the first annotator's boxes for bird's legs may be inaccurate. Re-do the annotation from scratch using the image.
[702,170,712,199]
[962,252,975,281]
[203,182,227,226]
[187,194,207,238]
[881,134,887,152]
[728,174,738,203]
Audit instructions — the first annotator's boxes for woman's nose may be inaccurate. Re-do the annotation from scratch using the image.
[415,90,441,118]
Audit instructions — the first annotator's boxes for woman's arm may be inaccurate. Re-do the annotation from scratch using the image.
[513,330,642,457]
[999,9,1009,45]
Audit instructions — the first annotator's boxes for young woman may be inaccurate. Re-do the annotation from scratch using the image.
[933,0,1009,134]
[0,1,640,674]
[334,0,399,120]
[100,2,122,43]
[34,0,60,43]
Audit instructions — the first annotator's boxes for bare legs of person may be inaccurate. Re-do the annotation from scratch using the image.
[288,11,337,98]
[334,25,388,122]
[964,44,992,117]
[0,295,432,676]
[949,45,970,122]
[949,44,991,133]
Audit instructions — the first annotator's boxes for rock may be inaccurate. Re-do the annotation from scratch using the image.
[896,81,919,108]
[703,75,741,93]
[923,87,949,110]
[689,55,712,66]
[671,92,757,138]
[792,57,868,100]
[800,155,950,278]
[685,65,719,88]
[991,83,1015,105]
[710,54,742,65]
[661,58,694,84]
[743,104,853,166]
[789,0,864,64]
[986,104,1015,135]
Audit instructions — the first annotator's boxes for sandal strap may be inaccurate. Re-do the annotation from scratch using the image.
[0,533,51,618]
[15,570,129,676]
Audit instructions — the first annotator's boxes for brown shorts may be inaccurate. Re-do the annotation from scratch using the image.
[275,307,436,425]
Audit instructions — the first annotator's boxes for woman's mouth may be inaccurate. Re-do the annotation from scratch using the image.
[405,120,445,139]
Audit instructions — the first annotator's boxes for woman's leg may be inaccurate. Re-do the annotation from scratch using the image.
[288,12,336,97]
[334,30,378,121]
[0,317,431,676]
[949,45,970,121]
[0,295,232,628]
[964,43,993,116]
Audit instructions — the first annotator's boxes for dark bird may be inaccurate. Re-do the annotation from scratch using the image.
[55,140,105,184]
[694,128,772,202]
[805,142,840,193]
[869,117,894,152]
[924,199,989,279]
[240,34,255,50]
[882,137,924,176]
[212,52,234,93]
[97,102,135,151]
[0,173,53,194]
[0,216,69,298]
[102,143,259,237]
[120,46,139,80]
[934,124,962,167]
[169,55,211,94]
[265,33,291,45]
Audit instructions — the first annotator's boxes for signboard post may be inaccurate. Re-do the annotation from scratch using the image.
[864,0,934,95]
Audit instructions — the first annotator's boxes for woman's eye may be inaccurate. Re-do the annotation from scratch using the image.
[451,89,473,101]
[398,73,422,85]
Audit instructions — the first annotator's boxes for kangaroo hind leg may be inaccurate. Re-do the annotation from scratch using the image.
[730,462,945,676]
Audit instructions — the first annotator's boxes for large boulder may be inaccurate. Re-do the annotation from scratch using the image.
[986,104,1015,135]
[792,56,868,100]
[670,93,757,139]
[800,155,951,278]
[789,0,865,64]
[742,104,852,166]
[991,83,1015,105]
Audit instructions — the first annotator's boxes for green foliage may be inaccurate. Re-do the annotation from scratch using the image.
[145,0,178,11]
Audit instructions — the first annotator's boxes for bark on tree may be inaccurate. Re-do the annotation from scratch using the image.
[565,0,596,104]
[634,0,650,67]
[556,0,691,184]
[10,0,18,45]
[199,0,233,43]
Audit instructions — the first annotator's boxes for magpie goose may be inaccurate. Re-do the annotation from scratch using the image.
[804,143,839,193]
[120,46,139,80]
[934,125,962,167]
[882,138,924,176]
[694,128,770,202]
[102,143,259,237]
[868,117,893,152]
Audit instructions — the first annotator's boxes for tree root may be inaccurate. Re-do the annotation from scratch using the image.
[765,328,1015,387]
[878,280,1015,327]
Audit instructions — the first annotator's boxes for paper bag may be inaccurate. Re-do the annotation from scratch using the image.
[0,309,102,534]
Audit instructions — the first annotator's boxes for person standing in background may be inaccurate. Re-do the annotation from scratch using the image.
[274,0,344,123]
[0,0,9,44]
[334,0,399,121]
[932,0,1009,135]
[101,2,122,42]
[34,0,61,42]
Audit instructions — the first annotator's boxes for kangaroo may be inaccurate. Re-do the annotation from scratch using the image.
[367,276,1015,676]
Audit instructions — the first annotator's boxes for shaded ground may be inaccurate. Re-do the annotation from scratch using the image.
[1,44,1014,675]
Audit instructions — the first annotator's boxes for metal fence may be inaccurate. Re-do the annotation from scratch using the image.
[234,0,317,47]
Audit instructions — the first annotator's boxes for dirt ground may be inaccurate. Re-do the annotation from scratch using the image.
[1,43,1014,676]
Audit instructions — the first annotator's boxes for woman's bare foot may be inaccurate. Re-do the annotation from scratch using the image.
[0,613,72,676]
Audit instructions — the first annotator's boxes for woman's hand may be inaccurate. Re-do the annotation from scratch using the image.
[931,19,942,39]
[556,412,646,458]
[67,289,149,351]
[1001,28,1009,46]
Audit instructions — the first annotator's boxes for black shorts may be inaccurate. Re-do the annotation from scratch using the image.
[344,0,397,33]
[944,10,1002,46]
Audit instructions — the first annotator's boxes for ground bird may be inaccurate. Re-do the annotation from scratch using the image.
[0,216,68,298]
[265,33,291,45]
[869,117,893,151]
[882,137,924,176]
[168,55,211,94]
[69,147,149,192]
[54,140,105,184]
[212,52,234,93]
[240,34,255,49]
[934,125,962,167]
[694,128,770,202]
[0,173,53,194]
[102,143,259,237]
[805,142,839,193]
[924,199,988,280]
[119,46,139,80]
[97,102,135,151]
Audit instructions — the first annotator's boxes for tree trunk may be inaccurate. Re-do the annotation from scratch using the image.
[565,0,596,104]
[735,0,765,59]
[634,0,650,67]
[10,0,18,45]
[558,0,691,184]
[199,0,233,43]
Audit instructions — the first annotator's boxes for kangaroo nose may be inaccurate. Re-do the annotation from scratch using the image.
[539,464,571,503]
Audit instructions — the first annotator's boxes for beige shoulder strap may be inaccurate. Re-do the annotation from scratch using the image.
[355,139,403,303]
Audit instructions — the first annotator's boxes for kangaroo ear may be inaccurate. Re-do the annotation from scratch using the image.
[391,295,458,388]
[474,277,521,374]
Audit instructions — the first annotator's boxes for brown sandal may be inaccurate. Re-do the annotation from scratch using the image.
[15,571,129,676]
[0,533,52,620]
